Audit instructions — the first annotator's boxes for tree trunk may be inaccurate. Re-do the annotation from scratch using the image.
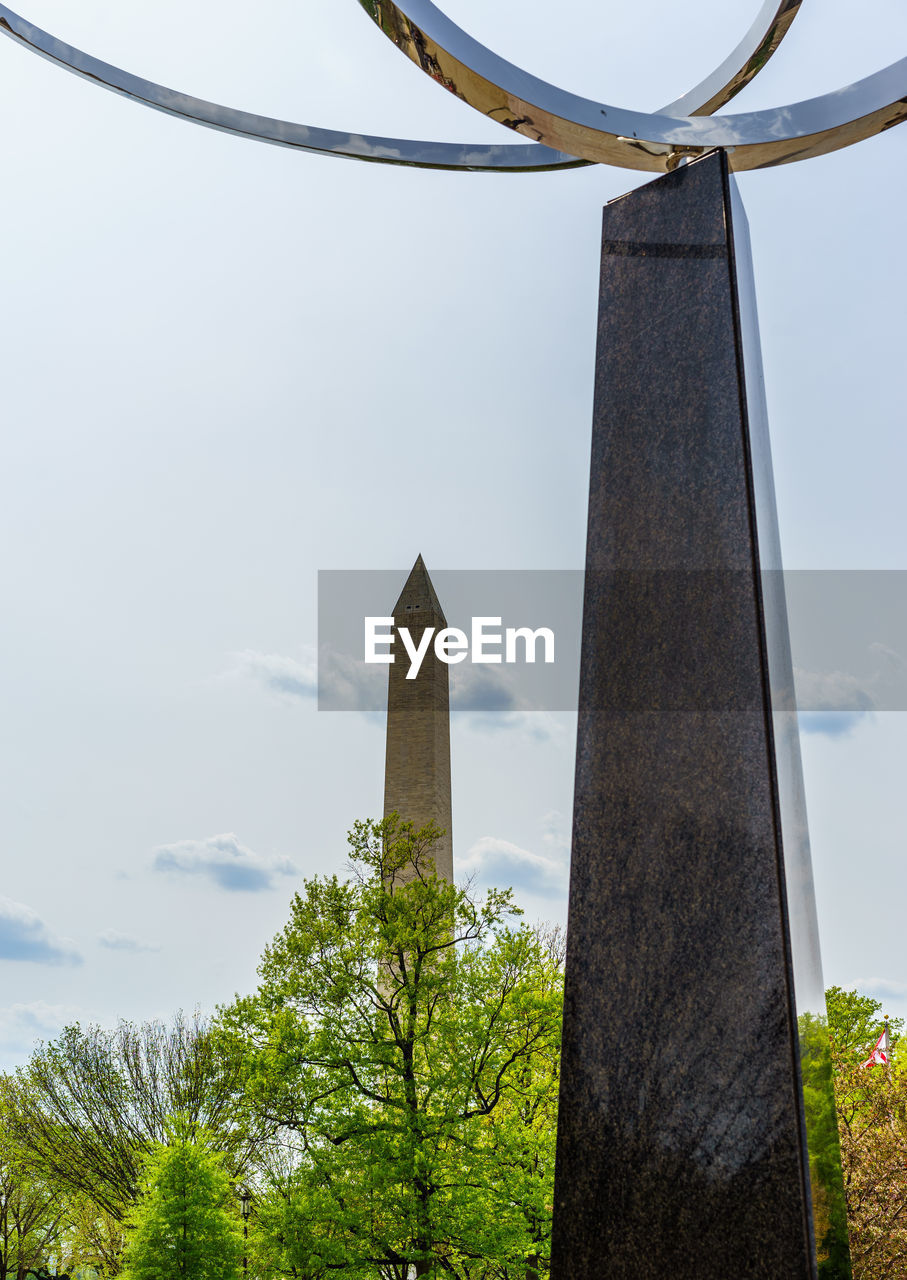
[525,1254,540,1280]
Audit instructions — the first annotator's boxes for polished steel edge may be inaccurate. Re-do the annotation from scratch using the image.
[0,0,807,172]
[0,8,580,170]
[661,0,802,116]
[367,0,907,171]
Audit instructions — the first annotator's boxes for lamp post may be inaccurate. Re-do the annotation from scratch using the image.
[239,1187,251,1279]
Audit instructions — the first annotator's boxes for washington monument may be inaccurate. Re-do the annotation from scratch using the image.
[382,555,453,882]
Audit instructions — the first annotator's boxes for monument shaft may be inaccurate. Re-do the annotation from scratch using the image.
[552,152,817,1278]
[383,555,453,881]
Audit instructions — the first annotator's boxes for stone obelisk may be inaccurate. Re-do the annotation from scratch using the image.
[382,555,453,881]
[551,152,823,1278]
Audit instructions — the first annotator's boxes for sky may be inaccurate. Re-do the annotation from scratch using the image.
[0,0,905,1070]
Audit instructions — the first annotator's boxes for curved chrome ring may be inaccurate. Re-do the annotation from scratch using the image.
[368,0,907,171]
[1,0,801,172]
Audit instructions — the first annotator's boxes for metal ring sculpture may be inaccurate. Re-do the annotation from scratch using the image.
[0,0,903,171]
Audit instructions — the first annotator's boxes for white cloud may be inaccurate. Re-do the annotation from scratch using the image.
[0,1001,78,1071]
[231,646,387,718]
[229,645,574,729]
[230,649,317,702]
[852,977,907,1003]
[0,897,82,966]
[451,664,522,713]
[798,711,870,738]
[793,667,875,714]
[794,641,907,732]
[316,645,386,712]
[460,835,568,898]
[793,666,874,736]
[153,833,298,892]
[538,809,570,859]
[868,642,905,670]
[98,929,160,953]
[458,709,568,745]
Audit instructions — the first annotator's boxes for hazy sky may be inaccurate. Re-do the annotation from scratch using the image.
[1,0,905,1069]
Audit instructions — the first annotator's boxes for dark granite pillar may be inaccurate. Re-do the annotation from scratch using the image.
[551,151,817,1279]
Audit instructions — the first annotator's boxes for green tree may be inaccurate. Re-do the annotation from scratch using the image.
[219,816,563,1279]
[62,1195,127,1276]
[798,1012,852,1280]
[826,988,907,1280]
[0,1091,68,1280]
[120,1117,242,1280]
[1,1013,264,1222]
[826,988,902,1063]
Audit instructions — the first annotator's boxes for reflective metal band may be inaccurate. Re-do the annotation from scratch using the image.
[367,0,907,171]
[661,0,802,116]
[0,0,806,172]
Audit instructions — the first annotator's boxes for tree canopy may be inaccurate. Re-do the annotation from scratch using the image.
[825,987,907,1280]
[0,1100,68,1280]
[218,816,563,1279]
[1,1013,264,1222]
[4,815,906,1280]
[120,1116,243,1280]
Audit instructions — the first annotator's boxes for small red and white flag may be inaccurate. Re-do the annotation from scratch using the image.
[860,1023,891,1068]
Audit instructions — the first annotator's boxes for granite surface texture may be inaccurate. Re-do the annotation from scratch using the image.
[550,152,817,1279]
